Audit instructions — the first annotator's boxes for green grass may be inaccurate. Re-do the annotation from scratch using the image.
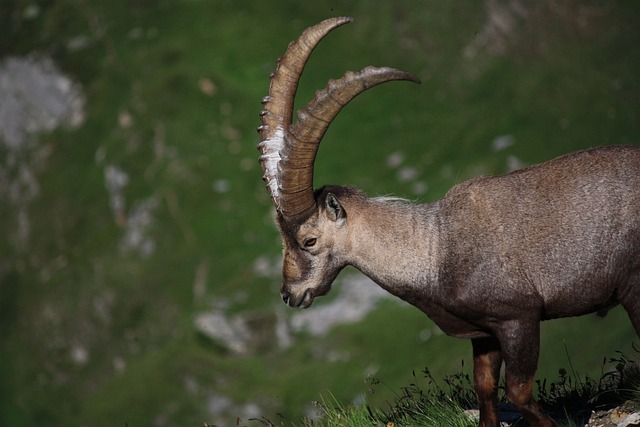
[1,1,639,426]
[302,396,474,427]
[287,348,640,427]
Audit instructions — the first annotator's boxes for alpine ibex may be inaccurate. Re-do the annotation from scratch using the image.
[257,17,640,427]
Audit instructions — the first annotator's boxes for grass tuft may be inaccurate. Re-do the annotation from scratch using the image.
[374,367,476,426]
[537,343,640,425]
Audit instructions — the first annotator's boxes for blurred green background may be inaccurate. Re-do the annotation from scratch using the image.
[1,1,639,425]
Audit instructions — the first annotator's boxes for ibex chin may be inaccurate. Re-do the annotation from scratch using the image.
[257,17,640,427]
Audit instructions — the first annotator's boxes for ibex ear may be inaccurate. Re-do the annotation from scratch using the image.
[325,193,346,226]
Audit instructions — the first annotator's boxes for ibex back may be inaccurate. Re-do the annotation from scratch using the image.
[257,17,640,427]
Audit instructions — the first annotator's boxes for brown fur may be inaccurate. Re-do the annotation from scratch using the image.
[276,145,640,427]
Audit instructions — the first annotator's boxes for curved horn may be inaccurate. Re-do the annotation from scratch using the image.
[278,67,420,217]
[258,17,353,215]
[258,18,421,220]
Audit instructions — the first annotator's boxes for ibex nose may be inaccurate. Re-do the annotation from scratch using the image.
[281,291,291,306]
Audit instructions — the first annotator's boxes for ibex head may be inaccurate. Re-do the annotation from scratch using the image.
[257,17,419,308]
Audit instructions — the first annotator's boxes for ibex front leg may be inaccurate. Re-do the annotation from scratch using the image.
[472,337,503,427]
[498,319,555,427]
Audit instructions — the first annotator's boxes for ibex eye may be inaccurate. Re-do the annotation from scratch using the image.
[303,238,317,248]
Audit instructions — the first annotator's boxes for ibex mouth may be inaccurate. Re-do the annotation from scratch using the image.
[299,291,314,309]
[281,290,315,309]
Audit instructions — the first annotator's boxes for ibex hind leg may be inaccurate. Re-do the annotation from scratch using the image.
[497,319,556,427]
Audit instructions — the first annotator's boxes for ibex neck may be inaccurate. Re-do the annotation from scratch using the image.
[347,198,441,301]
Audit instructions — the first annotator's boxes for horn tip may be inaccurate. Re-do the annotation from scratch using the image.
[407,74,421,85]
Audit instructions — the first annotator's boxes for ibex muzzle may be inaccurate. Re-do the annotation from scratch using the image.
[257,17,640,427]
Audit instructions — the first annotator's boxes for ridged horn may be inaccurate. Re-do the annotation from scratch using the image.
[279,67,420,217]
[258,17,353,217]
[257,17,420,221]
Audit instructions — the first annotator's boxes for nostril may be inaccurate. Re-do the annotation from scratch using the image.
[281,291,291,305]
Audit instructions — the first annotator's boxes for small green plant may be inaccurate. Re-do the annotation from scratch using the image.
[297,394,381,427]
[384,369,469,417]
[536,344,640,425]
[364,366,477,427]
[291,369,478,427]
